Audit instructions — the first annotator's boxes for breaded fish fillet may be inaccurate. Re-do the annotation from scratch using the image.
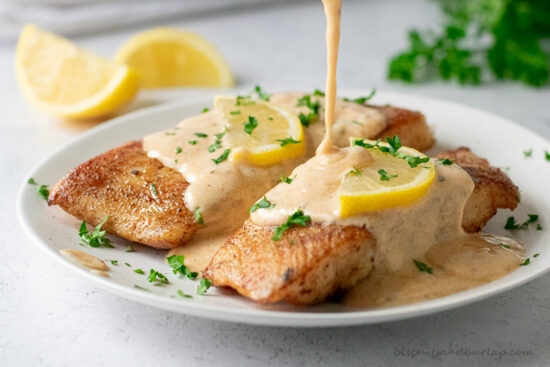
[204,148,519,305]
[48,105,433,249]
[48,141,199,249]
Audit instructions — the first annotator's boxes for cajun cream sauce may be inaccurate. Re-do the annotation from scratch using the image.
[141,0,525,308]
[60,249,110,277]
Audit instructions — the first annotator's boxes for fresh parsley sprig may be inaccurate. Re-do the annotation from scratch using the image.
[276,137,301,147]
[343,89,376,104]
[197,278,212,295]
[167,255,198,280]
[78,215,114,248]
[504,214,540,230]
[413,259,433,274]
[243,115,258,135]
[212,149,230,165]
[272,210,311,241]
[249,196,275,213]
[353,136,430,168]
[378,169,398,181]
[148,269,169,284]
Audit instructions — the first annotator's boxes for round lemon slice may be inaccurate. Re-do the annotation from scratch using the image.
[214,95,305,166]
[15,24,140,119]
[115,28,234,88]
[339,140,435,217]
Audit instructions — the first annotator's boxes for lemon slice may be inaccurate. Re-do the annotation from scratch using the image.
[339,140,435,217]
[115,28,234,88]
[214,95,305,166]
[15,24,140,119]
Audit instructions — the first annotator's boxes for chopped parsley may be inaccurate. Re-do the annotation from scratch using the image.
[178,289,193,298]
[212,149,230,164]
[545,151,550,162]
[243,115,259,135]
[413,259,433,274]
[348,167,362,176]
[519,258,531,266]
[230,110,241,115]
[167,254,198,279]
[78,215,113,248]
[296,95,321,127]
[194,132,208,138]
[215,129,227,139]
[125,263,131,267]
[134,285,150,292]
[505,214,540,230]
[175,147,182,154]
[134,269,145,275]
[249,196,275,213]
[235,95,255,106]
[537,224,543,231]
[208,139,222,153]
[188,140,197,145]
[194,208,204,226]
[108,260,118,266]
[254,85,270,101]
[165,132,176,136]
[280,175,293,184]
[438,158,454,165]
[313,89,325,96]
[148,269,169,284]
[197,278,212,295]
[523,149,533,158]
[534,253,540,258]
[201,107,210,113]
[499,243,511,249]
[272,210,311,241]
[276,137,301,147]
[343,89,376,104]
[37,185,50,200]
[353,136,430,168]
[28,178,49,200]
[150,183,158,198]
[378,169,398,181]
[351,120,363,126]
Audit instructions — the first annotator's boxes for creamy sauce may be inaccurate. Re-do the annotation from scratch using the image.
[344,234,524,308]
[60,249,109,271]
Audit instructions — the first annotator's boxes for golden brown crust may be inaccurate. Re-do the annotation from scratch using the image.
[206,147,519,305]
[435,147,519,232]
[203,220,375,305]
[48,141,199,249]
[374,105,435,151]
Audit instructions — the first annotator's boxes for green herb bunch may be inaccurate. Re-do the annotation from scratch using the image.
[388,0,550,86]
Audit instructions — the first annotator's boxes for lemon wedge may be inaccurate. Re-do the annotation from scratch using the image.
[214,95,305,166]
[15,24,140,119]
[339,139,435,217]
[115,28,234,88]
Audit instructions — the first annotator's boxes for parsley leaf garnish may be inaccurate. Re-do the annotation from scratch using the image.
[134,285,150,292]
[519,258,531,266]
[276,137,301,147]
[413,259,433,274]
[313,89,325,96]
[150,183,158,198]
[378,169,398,181]
[215,129,227,139]
[296,95,321,127]
[167,255,198,279]
[545,151,550,162]
[27,177,36,185]
[254,85,270,101]
[134,269,144,274]
[208,139,222,153]
[353,136,429,168]
[280,175,293,184]
[272,210,311,241]
[188,140,197,145]
[201,107,209,113]
[212,149,230,164]
[125,245,134,253]
[438,158,454,165]
[230,110,241,115]
[505,214,540,230]
[348,167,362,176]
[175,147,182,154]
[178,289,192,298]
[78,215,113,248]
[37,185,50,200]
[194,132,208,138]
[343,89,376,104]
[524,149,533,158]
[197,278,212,295]
[148,269,169,284]
[249,196,275,213]
[194,208,204,226]
[243,115,259,135]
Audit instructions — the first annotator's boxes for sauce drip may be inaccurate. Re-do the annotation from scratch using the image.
[317,0,342,155]
[60,249,109,272]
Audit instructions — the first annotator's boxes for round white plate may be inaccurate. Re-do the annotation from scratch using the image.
[17,90,550,327]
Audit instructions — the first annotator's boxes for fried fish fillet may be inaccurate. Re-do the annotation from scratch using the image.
[204,148,519,305]
[48,141,199,249]
[48,105,433,249]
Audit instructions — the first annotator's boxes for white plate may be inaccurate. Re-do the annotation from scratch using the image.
[17,90,550,327]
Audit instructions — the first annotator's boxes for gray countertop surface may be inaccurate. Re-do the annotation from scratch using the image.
[2,0,549,365]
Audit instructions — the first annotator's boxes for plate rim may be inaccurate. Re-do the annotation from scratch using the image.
[16,89,550,327]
